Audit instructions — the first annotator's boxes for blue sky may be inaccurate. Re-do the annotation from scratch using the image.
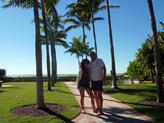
[0,0,164,75]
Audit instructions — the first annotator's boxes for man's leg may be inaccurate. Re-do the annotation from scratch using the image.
[93,90,99,110]
[97,91,103,113]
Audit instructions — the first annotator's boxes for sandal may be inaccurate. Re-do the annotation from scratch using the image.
[97,112,104,116]
[93,110,98,113]
[82,110,86,114]
[93,108,99,113]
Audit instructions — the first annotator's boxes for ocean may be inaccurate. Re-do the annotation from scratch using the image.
[7,73,124,77]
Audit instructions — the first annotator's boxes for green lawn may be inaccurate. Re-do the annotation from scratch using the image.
[103,83,164,123]
[0,82,81,123]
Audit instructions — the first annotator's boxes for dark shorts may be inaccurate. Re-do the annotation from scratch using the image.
[78,81,90,88]
[91,80,103,91]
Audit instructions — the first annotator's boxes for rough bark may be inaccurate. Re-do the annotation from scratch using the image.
[91,11,98,57]
[33,0,45,109]
[50,31,55,86]
[106,0,118,89]
[82,26,87,59]
[147,0,164,102]
[41,0,51,90]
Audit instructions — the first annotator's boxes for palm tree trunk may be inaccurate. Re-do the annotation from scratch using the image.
[54,45,57,83]
[91,11,98,57]
[50,30,55,86]
[78,56,80,68]
[150,65,155,83]
[41,0,51,91]
[147,0,164,102]
[82,26,87,59]
[33,0,45,109]
[106,0,118,89]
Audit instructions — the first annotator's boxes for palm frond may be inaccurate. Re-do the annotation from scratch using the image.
[65,25,80,32]
[93,17,104,21]
[99,4,119,11]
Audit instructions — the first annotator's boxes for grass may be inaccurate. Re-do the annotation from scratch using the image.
[0,82,81,123]
[103,83,164,123]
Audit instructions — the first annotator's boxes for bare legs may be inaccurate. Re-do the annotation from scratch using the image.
[85,88,96,112]
[93,90,103,113]
[78,87,96,112]
[78,87,85,111]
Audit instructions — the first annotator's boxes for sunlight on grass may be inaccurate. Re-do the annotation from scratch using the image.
[0,82,81,123]
[103,83,164,123]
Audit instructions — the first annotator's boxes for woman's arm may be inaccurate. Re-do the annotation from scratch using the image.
[77,68,83,87]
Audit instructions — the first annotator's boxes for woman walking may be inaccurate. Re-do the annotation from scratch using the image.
[77,59,97,113]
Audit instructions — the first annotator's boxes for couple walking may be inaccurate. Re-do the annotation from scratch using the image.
[77,51,106,116]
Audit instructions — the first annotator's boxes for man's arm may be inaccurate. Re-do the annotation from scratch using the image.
[102,66,106,83]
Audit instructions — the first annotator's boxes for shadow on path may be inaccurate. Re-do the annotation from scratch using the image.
[87,109,153,123]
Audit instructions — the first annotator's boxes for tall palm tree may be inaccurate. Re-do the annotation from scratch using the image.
[76,0,104,56]
[64,3,91,58]
[147,0,164,103]
[106,0,118,89]
[33,0,45,109]
[41,14,68,86]
[3,0,45,108]
[40,0,51,90]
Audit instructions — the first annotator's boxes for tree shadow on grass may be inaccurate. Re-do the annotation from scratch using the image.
[103,87,157,99]
[42,107,75,123]
[0,90,4,93]
[58,90,74,95]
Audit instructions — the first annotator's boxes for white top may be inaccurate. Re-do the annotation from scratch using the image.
[77,68,83,85]
[89,58,105,81]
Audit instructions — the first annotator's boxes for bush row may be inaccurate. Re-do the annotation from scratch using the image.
[4,75,124,82]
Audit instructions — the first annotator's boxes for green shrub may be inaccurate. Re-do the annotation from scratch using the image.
[0,69,6,80]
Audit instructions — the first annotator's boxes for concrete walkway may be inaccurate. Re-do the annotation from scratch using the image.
[65,82,157,123]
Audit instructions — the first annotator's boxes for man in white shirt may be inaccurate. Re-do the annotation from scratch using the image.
[89,51,106,116]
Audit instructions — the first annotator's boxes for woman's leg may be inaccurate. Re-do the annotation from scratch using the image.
[78,87,85,111]
[85,88,96,112]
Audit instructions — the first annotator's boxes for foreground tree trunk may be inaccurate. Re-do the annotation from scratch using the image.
[106,0,118,89]
[147,0,164,102]
[41,0,51,90]
[33,0,45,109]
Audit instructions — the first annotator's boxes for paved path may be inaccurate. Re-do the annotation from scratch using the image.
[65,82,157,123]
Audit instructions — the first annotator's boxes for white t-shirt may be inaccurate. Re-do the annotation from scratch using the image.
[89,58,105,81]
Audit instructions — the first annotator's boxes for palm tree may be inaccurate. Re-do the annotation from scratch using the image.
[106,0,118,89]
[40,0,51,91]
[65,36,94,68]
[76,0,105,57]
[33,0,45,109]
[147,0,164,103]
[41,13,68,86]
[64,3,91,58]
[3,0,45,108]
